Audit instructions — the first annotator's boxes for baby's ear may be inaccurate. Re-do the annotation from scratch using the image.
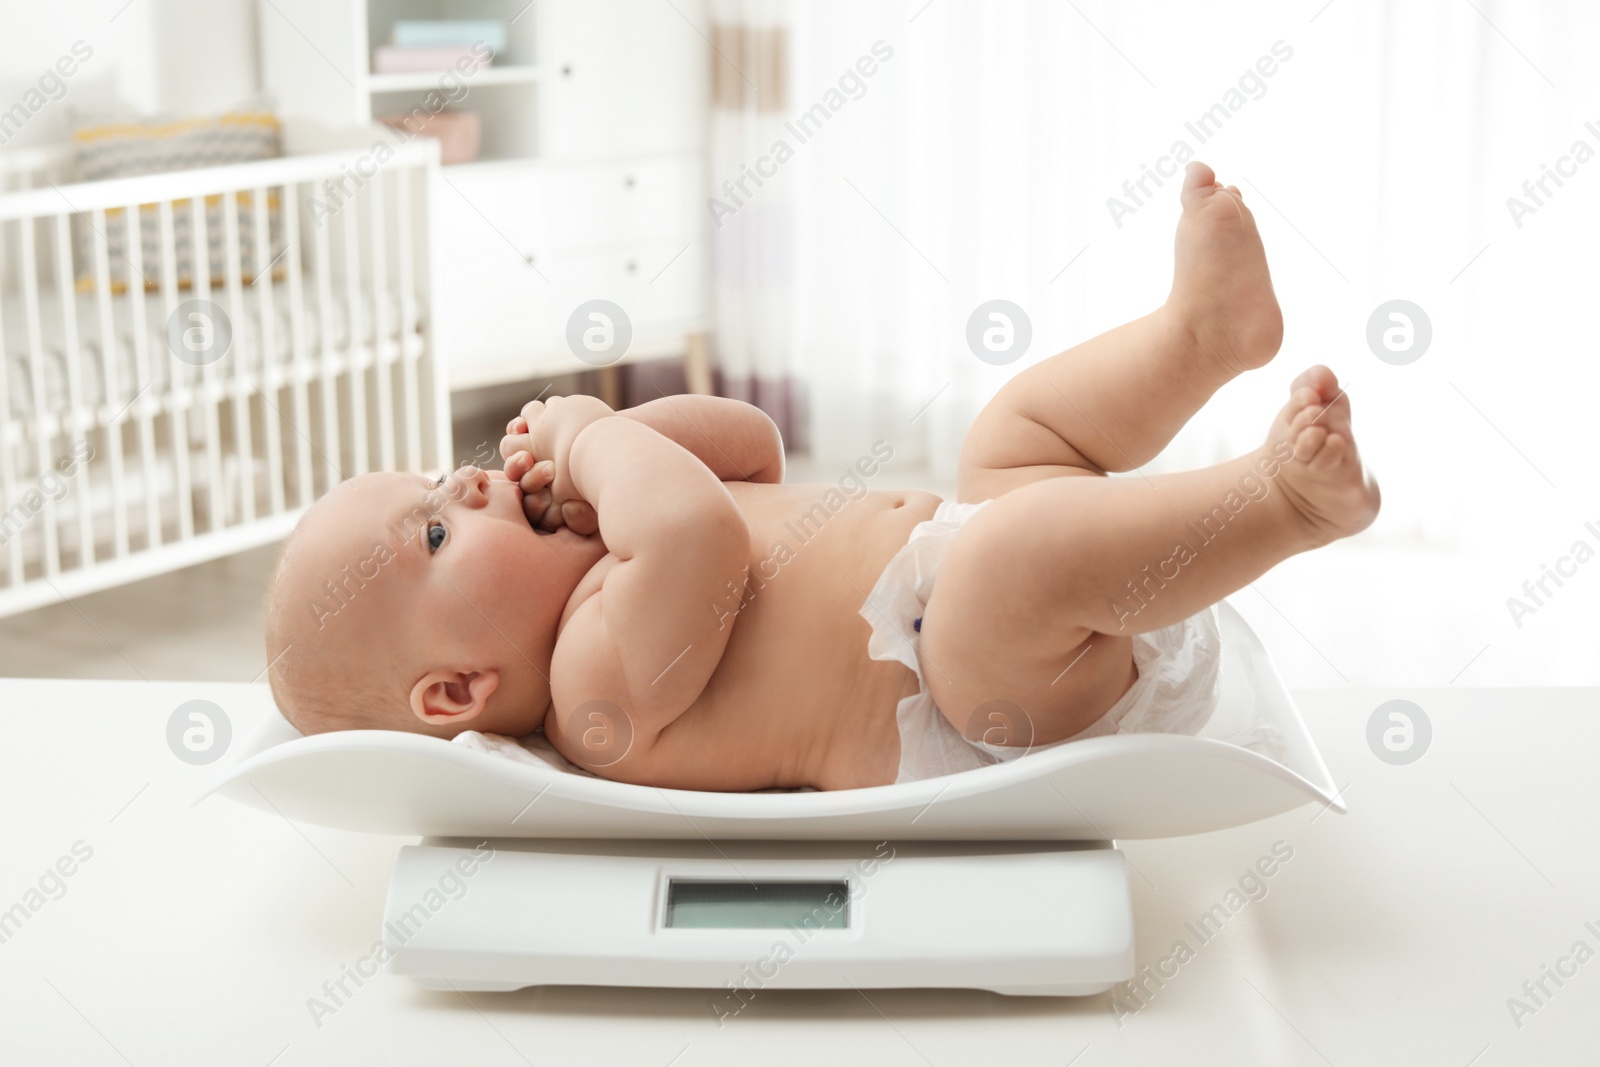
[410,669,501,727]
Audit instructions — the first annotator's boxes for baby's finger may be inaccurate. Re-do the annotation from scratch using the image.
[517,460,555,494]
[535,501,565,532]
[506,415,527,435]
[499,432,533,461]
[522,487,553,525]
[505,450,535,482]
[560,500,599,536]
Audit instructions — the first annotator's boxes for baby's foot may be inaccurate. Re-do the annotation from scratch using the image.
[1169,161,1284,377]
[1264,366,1381,546]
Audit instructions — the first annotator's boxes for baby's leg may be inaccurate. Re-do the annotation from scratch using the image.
[920,370,1380,746]
[960,162,1283,501]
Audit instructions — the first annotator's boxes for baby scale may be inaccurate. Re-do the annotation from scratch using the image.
[204,601,1342,997]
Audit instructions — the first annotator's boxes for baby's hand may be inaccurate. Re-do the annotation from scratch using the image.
[504,436,596,534]
[503,452,599,533]
[500,394,613,533]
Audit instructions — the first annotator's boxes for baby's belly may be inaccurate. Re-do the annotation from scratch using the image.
[637,483,942,791]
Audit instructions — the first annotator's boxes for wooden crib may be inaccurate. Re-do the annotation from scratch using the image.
[0,139,450,618]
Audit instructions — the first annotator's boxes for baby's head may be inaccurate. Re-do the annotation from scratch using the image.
[264,466,605,739]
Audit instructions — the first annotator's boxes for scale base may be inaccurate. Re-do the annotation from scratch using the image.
[382,838,1135,998]
[405,976,1122,996]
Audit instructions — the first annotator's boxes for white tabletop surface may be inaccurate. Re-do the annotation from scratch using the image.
[1,678,1596,1066]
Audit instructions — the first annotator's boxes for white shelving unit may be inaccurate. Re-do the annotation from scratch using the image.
[259,0,713,397]
[366,64,541,93]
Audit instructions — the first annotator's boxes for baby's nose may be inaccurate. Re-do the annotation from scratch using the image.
[452,465,491,501]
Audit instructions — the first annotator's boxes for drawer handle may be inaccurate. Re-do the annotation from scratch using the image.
[625,260,637,273]
[623,175,635,189]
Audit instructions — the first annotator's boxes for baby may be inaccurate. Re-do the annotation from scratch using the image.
[265,162,1378,791]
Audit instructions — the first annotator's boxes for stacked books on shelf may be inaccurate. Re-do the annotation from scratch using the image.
[372,19,506,73]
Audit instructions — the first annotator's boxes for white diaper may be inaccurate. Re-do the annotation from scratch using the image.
[858,499,1224,784]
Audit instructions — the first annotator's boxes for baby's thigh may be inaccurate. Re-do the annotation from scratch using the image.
[917,491,1136,746]
[955,380,1108,503]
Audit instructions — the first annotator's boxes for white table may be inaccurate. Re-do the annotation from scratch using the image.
[2,679,1596,1065]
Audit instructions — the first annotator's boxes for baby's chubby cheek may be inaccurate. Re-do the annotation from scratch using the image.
[454,522,550,602]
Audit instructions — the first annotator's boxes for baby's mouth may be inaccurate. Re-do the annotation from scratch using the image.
[500,480,538,532]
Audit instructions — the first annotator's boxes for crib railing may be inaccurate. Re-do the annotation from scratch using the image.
[0,138,450,618]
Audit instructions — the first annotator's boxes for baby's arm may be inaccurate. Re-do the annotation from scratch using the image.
[505,394,783,533]
[507,395,783,487]
[521,399,749,762]
[617,395,784,484]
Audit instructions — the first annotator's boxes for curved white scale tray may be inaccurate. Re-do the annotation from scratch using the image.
[202,601,1344,841]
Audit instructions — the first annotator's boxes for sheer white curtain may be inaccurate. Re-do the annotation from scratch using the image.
[707,0,805,446]
[711,0,1599,684]
[771,0,1598,551]
[788,0,1092,479]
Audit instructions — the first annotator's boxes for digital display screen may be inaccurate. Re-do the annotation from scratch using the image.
[664,880,850,929]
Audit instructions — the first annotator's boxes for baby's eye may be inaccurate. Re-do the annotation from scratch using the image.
[427,521,447,553]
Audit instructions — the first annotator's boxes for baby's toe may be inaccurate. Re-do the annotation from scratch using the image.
[1323,385,1352,425]
[1181,161,1219,209]
[1290,364,1338,401]
[1293,425,1329,462]
[1286,392,1324,429]
[1311,431,1348,470]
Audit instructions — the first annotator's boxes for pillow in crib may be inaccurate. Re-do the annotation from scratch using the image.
[69,101,285,294]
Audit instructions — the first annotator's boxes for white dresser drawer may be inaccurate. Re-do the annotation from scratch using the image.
[438,157,705,264]
[534,157,705,253]
[553,238,706,312]
[440,238,709,388]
